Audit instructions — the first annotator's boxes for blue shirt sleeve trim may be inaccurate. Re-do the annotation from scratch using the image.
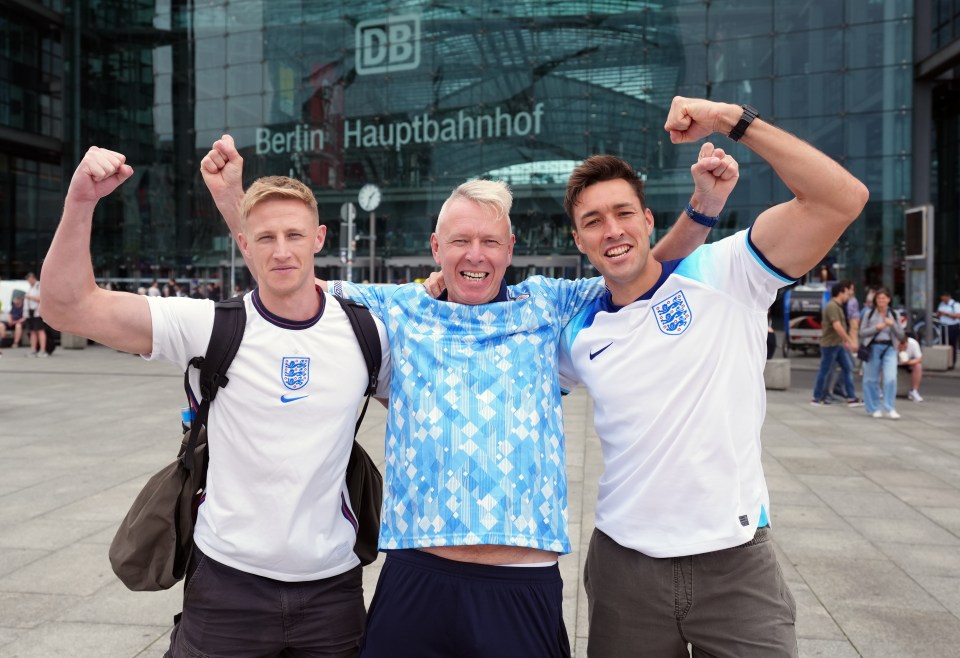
[746,226,796,284]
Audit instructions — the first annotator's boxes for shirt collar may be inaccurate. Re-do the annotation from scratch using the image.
[437,280,511,304]
[603,259,681,312]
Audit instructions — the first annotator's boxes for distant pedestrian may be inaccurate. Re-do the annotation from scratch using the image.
[859,287,904,419]
[936,291,959,369]
[898,333,924,402]
[812,280,860,406]
[24,272,48,358]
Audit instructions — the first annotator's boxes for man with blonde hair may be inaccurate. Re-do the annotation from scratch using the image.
[41,147,389,657]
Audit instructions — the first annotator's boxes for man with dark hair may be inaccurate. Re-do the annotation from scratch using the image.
[558,96,868,657]
[812,279,861,406]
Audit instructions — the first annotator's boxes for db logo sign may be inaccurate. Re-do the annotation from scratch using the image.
[356,14,421,75]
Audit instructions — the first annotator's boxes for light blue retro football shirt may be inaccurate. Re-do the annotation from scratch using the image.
[332,276,604,553]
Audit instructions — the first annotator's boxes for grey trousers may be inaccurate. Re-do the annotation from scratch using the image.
[584,527,798,658]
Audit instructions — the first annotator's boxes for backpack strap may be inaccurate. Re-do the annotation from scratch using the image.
[182,295,247,472]
[334,296,382,436]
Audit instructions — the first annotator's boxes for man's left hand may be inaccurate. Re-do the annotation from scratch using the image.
[689,142,739,217]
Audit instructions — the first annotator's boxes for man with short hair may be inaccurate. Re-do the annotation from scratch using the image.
[201,134,738,657]
[41,147,390,657]
[812,279,861,406]
[937,290,960,369]
[558,97,868,657]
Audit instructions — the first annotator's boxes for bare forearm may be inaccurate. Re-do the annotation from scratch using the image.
[214,189,243,242]
[41,198,101,331]
[832,321,853,344]
[651,212,710,262]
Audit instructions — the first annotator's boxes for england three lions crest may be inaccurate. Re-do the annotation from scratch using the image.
[281,357,310,390]
[653,291,692,335]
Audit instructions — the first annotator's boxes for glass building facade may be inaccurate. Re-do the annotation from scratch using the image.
[2,1,956,304]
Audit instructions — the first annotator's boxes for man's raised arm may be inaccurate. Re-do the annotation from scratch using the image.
[651,142,739,261]
[200,134,255,275]
[40,147,153,354]
[664,97,869,278]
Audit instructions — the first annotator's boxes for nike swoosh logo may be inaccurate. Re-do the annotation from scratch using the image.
[280,394,309,403]
[589,343,613,360]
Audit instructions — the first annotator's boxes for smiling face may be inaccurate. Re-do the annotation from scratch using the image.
[571,178,658,304]
[238,198,325,302]
[874,290,891,311]
[430,197,515,305]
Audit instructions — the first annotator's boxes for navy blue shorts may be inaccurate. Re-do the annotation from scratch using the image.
[359,549,570,658]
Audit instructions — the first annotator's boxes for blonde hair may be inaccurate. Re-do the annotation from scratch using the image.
[437,179,513,232]
[240,176,319,229]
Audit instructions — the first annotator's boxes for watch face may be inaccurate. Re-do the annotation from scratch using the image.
[358,184,381,211]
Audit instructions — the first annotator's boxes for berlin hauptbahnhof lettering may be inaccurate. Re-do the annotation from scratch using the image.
[256,102,546,155]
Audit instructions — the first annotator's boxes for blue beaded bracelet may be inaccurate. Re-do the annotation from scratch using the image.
[685,203,719,228]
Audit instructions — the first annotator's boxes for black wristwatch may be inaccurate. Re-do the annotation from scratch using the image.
[728,104,760,142]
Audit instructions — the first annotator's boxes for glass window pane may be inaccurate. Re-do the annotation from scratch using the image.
[227,62,263,96]
[845,67,912,113]
[774,29,843,77]
[846,20,912,69]
[774,72,843,118]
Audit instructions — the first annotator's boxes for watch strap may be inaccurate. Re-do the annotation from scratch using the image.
[685,203,719,228]
[728,105,759,142]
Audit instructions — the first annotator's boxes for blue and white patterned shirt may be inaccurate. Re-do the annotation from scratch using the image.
[332,276,604,553]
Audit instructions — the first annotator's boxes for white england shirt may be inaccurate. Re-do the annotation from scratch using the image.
[145,289,390,581]
[559,229,793,558]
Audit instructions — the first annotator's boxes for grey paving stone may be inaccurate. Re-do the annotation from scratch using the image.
[0,621,171,658]
[796,558,946,613]
[56,581,182,627]
[136,634,175,658]
[777,457,861,476]
[815,490,921,520]
[765,474,813,494]
[919,506,960,535]
[796,473,885,493]
[0,518,112,551]
[773,504,850,531]
[0,548,47,579]
[863,468,953,489]
[0,544,112,596]
[770,485,826,507]
[774,527,887,564]
[911,575,960,617]
[874,542,960,578]
[885,485,960,508]
[797,638,861,657]
[831,606,960,658]
[845,515,960,545]
[0,591,82,629]
[0,627,25,651]
[792,582,846,640]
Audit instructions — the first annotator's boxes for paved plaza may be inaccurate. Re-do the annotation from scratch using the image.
[0,344,958,657]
